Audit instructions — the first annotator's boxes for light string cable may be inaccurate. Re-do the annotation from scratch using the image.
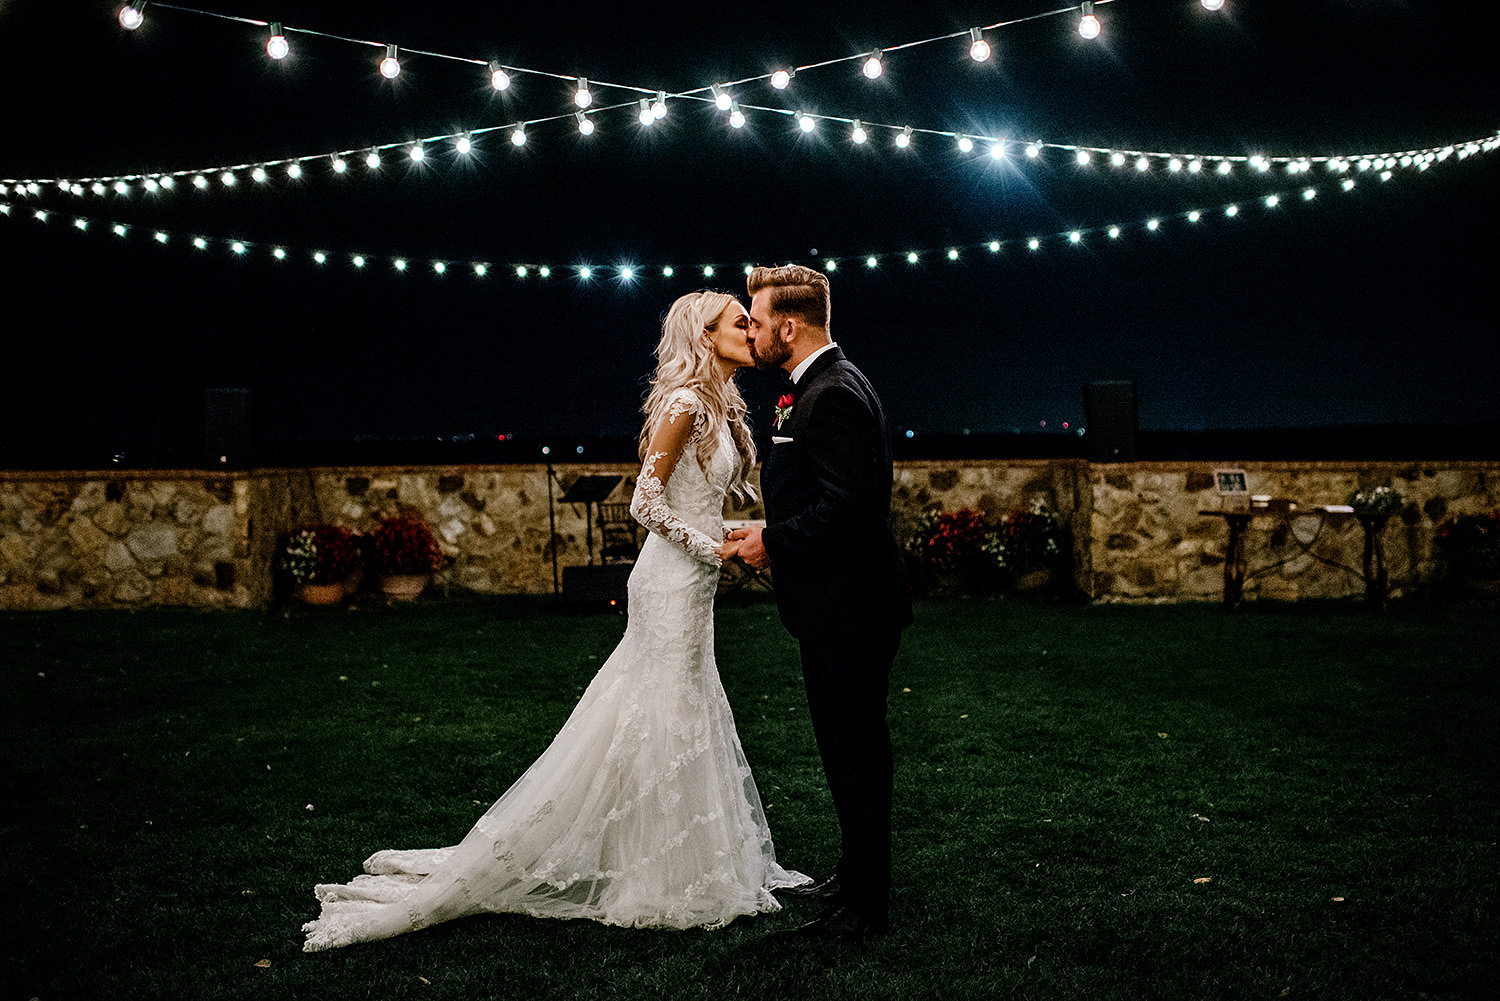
[15,0,1490,192]
[4,164,1473,282]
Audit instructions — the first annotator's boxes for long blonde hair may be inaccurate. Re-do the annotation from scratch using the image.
[639,291,757,503]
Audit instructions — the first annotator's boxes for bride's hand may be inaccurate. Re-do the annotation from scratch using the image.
[717,538,742,561]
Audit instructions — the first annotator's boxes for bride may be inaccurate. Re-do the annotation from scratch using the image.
[302,291,808,951]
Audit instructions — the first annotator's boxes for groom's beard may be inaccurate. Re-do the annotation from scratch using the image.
[751,336,790,371]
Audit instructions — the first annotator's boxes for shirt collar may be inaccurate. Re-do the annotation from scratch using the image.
[790,342,838,386]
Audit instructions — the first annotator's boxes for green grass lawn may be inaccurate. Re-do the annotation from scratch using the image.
[2,596,1497,1000]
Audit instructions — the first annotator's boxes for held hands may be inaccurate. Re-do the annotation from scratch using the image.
[716,536,742,562]
[725,526,770,569]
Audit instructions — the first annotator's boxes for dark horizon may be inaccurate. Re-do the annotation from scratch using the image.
[3,1,1497,470]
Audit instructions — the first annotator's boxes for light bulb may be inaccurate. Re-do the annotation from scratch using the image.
[331,156,347,174]
[119,5,145,30]
[990,141,1006,160]
[287,162,302,178]
[652,92,667,119]
[1026,143,1040,158]
[771,69,792,90]
[896,126,913,149]
[365,150,381,169]
[267,24,289,60]
[409,144,424,162]
[575,112,594,136]
[862,51,883,79]
[379,44,400,79]
[574,78,592,108]
[957,135,973,153]
[1079,2,1101,40]
[969,28,991,62]
[489,62,510,91]
[511,127,527,146]
[866,256,878,268]
[1201,0,1226,10]
[798,112,816,133]
[852,121,867,144]
[729,107,745,129]
[455,134,472,155]
[639,99,655,126]
[1076,149,1091,165]
[712,84,732,110]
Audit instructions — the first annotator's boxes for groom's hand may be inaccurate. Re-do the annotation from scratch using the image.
[728,527,770,570]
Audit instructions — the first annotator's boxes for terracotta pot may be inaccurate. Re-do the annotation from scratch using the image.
[379,574,428,600]
[297,582,345,606]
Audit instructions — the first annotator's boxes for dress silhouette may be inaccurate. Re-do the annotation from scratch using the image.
[302,388,805,951]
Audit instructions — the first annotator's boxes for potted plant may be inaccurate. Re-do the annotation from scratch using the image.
[987,499,1069,593]
[925,508,995,595]
[1435,509,1500,604]
[368,512,443,599]
[279,525,361,604]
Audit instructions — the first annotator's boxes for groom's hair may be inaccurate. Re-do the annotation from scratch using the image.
[747,264,830,331]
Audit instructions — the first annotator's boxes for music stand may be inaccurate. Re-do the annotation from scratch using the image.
[558,474,622,566]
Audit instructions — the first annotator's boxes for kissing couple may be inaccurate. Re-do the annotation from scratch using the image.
[302,264,912,950]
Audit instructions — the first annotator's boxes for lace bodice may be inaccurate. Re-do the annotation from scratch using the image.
[629,388,735,566]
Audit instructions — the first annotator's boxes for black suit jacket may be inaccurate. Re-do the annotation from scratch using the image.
[761,347,912,639]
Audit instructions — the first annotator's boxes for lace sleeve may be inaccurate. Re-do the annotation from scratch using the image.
[629,392,722,566]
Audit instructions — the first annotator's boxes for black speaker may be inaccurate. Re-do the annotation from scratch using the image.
[203,387,251,468]
[1084,380,1138,462]
[562,564,632,610]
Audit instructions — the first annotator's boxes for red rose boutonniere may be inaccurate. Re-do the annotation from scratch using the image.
[773,393,795,430]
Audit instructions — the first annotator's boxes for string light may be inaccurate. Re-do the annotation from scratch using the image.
[852,121,868,145]
[896,126,913,149]
[638,99,654,126]
[968,28,991,63]
[990,141,1006,160]
[729,105,745,129]
[365,149,380,170]
[489,62,511,91]
[573,78,592,109]
[1079,2,1102,40]
[770,69,793,90]
[379,44,400,80]
[266,23,288,60]
[408,143,425,162]
[331,155,347,174]
[711,84,731,111]
[511,126,527,147]
[862,50,884,80]
[1201,0,1226,10]
[797,112,816,134]
[287,162,302,178]
[455,133,472,155]
[575,112,594,136]
[957,134,974,153]
[651,92,667,120]
[119,4,146,31]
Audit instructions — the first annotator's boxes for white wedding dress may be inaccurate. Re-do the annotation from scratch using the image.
[303,388,806,951]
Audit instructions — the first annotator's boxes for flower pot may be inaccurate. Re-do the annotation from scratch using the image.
[297,582,345,606]
[379,573,428,600]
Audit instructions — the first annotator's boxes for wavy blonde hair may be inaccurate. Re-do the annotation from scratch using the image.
[639,291,757,503]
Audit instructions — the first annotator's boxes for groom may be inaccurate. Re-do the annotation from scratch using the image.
[731,264,912,941]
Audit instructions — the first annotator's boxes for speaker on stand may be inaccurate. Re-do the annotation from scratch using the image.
[203,387,251,469]
[1084,380,1138,462]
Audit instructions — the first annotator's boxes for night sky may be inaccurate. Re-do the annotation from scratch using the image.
[2,1,1496,467]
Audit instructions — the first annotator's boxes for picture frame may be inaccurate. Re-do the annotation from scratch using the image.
[1214,467,1250,512]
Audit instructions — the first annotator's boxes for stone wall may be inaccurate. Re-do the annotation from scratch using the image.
[1087,461,1500,602]
[2,459,1495,609]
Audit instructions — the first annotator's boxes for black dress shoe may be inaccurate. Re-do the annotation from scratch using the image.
[784,904,889,941]
[779,874,841,899]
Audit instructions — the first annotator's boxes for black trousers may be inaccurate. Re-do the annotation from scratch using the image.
[797,622,902,919]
